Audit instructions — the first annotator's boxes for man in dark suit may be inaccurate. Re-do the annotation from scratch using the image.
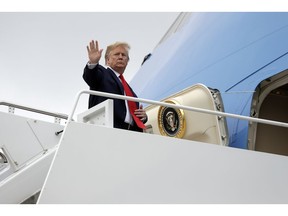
[83,40,148,132]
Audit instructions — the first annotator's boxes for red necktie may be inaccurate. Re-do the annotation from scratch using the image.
[119,74,146,129]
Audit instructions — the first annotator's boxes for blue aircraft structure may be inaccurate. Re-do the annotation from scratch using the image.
[131,12,288,152]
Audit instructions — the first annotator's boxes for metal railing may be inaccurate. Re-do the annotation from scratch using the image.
[68,90,288,129]
[0,101,68,120]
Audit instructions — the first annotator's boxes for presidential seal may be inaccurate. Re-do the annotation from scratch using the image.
[158,100,186,138]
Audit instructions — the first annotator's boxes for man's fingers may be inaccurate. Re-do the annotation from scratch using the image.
[88,40,102,53]
[95,40,99,51]
[88,40,96,50]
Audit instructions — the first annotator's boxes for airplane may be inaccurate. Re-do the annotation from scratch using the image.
[1,12,288,204]
[131,12,288,155]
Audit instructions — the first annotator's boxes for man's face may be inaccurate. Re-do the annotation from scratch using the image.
[106,46,129,73]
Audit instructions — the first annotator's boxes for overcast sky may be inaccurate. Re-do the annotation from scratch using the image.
[0,12,179,120]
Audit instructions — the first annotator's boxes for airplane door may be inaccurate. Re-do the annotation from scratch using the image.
[248,69,288,156]
[144,83,228,146]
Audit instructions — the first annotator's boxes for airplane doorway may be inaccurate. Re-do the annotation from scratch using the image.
[249,70,288,156]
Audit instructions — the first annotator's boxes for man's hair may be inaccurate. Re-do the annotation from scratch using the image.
[105,42,130,65]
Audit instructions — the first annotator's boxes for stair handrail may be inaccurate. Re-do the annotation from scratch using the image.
[0,101,68,120]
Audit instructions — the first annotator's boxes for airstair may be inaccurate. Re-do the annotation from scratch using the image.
[0,102,67,204]
[1,85,288,203]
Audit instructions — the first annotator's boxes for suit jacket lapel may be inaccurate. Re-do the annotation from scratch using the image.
[107,68,124,94]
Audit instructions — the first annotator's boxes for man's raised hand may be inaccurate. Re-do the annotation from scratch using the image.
[87,40,103,64]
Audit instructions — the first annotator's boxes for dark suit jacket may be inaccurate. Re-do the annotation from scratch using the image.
[83,64,145,131]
